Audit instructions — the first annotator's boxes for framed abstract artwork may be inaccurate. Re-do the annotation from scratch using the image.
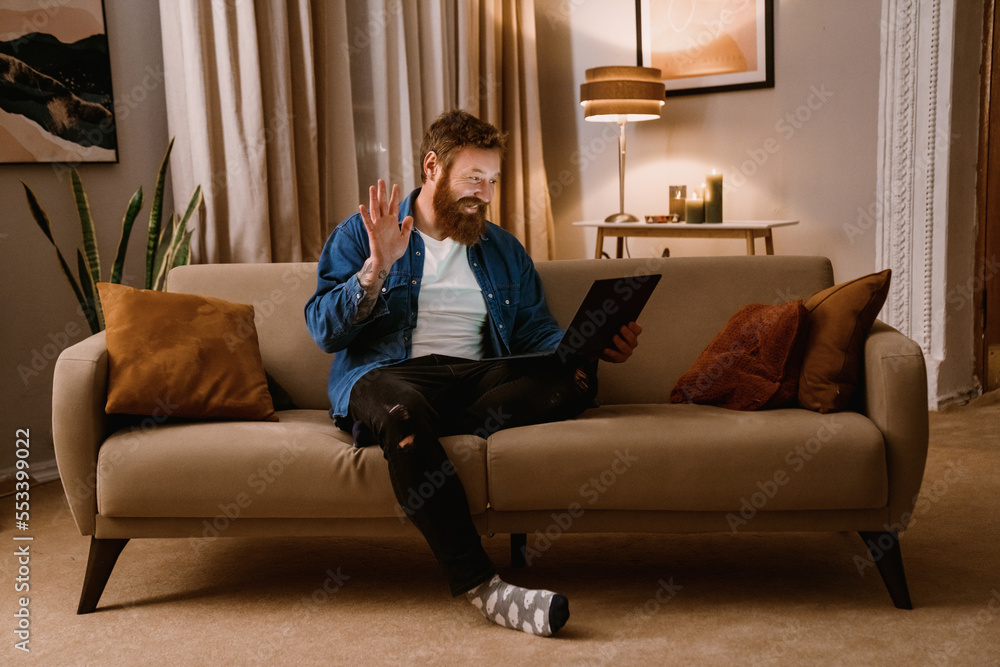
[640,0,774,97]
[0,0,118,163]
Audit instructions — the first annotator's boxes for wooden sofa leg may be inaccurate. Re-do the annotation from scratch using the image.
[510,533,527,568]
[77,537,129,614]
[859,531,913,610]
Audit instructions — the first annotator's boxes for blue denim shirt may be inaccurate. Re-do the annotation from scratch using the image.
[305,188,564,419]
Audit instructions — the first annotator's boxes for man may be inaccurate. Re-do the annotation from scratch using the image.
[305,109,641,637]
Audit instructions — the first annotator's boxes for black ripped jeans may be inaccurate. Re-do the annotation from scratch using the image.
[344,354,598,597]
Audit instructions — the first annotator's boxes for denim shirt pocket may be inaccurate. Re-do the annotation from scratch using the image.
[494,282,521,335]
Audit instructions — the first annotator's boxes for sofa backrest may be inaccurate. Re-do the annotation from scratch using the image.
[168,255,834,410]
[534,256,834,405]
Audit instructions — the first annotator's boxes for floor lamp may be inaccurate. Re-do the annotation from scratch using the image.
[580,66,665,222]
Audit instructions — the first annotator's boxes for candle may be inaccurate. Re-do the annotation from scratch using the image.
[669,185,687,221]
[705,170,723,223]
[685,190,705,224]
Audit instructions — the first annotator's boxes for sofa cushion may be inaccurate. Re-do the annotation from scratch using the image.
[669,300,809,410]
[798,269,892,413]
[96,410,488,519]
[487,404,887,513]
[98,282,276,421]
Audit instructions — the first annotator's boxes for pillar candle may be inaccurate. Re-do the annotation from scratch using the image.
[669,185,687,221]
[685,191,705,224]
[705,170,723,223]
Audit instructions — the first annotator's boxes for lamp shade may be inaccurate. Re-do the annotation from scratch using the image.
[580,66,665,122]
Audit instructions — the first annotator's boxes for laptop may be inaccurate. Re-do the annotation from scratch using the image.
[495,273,662,362]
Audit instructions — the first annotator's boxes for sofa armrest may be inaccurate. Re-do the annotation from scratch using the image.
[862,320,929,532]
[52,331,109,536]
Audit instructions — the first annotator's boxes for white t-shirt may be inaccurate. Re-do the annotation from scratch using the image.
[409,231,488,360]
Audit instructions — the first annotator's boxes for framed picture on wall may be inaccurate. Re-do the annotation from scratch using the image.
[640,0,774,97]
[0,0,118,164]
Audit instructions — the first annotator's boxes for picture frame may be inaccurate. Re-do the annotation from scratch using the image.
[0,0,118,164]
[640,0,774,97]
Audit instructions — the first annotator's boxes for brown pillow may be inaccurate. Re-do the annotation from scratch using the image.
[797,269,892,413]
[670,300,809,411]
[98,282,277,421]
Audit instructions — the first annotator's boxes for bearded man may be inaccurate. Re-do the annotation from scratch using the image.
[305,109,641,636]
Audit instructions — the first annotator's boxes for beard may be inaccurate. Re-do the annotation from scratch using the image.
[432,174,488,246]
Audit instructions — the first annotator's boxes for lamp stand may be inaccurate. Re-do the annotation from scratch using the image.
[605,117,639,223]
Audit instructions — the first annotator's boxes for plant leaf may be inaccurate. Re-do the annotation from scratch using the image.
[76,249,103,332]
[162,213,193,285]
[173,229,193,269]
[179,185,203,232]
[71,168,102,285]
[151,213,180,291]
[111,187,143,284]
[23,182,97,332]
[152,216,174,276]
[147,137,175,289]
[154,185,202,291]
[22,182,56,244]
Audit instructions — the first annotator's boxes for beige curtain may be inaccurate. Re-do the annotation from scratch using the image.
[160,0,555,264]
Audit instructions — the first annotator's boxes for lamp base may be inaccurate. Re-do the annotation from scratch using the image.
[604,212,639,223]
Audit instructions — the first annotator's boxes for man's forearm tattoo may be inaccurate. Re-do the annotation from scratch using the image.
[354,262,388,323]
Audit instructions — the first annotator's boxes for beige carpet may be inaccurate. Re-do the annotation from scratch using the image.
[4,395,999,665]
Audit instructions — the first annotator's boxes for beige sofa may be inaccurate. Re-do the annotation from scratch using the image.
[52,255,928,614]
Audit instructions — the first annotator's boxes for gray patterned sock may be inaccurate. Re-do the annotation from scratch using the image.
[466,575,569,636]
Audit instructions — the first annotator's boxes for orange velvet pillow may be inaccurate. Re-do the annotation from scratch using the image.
[797,269,892,413]
[670,300,809,411]
[98,283,277,421]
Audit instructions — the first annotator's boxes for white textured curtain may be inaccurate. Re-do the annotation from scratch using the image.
[159,0,554,263]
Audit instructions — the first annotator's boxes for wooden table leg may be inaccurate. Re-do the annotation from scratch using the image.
[764,231,775,255]
[616,237,624,258]
[745,232,756,255]
[594,228,605,259]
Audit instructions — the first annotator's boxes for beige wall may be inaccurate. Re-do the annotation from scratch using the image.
[0,0,170,475]
[536,0,883,280]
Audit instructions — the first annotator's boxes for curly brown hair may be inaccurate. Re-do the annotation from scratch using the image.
[418,109,507,182]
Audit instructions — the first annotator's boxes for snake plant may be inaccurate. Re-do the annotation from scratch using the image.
[22,138,203,334]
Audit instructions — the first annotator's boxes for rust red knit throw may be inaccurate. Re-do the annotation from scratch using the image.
[670,300,810,411]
